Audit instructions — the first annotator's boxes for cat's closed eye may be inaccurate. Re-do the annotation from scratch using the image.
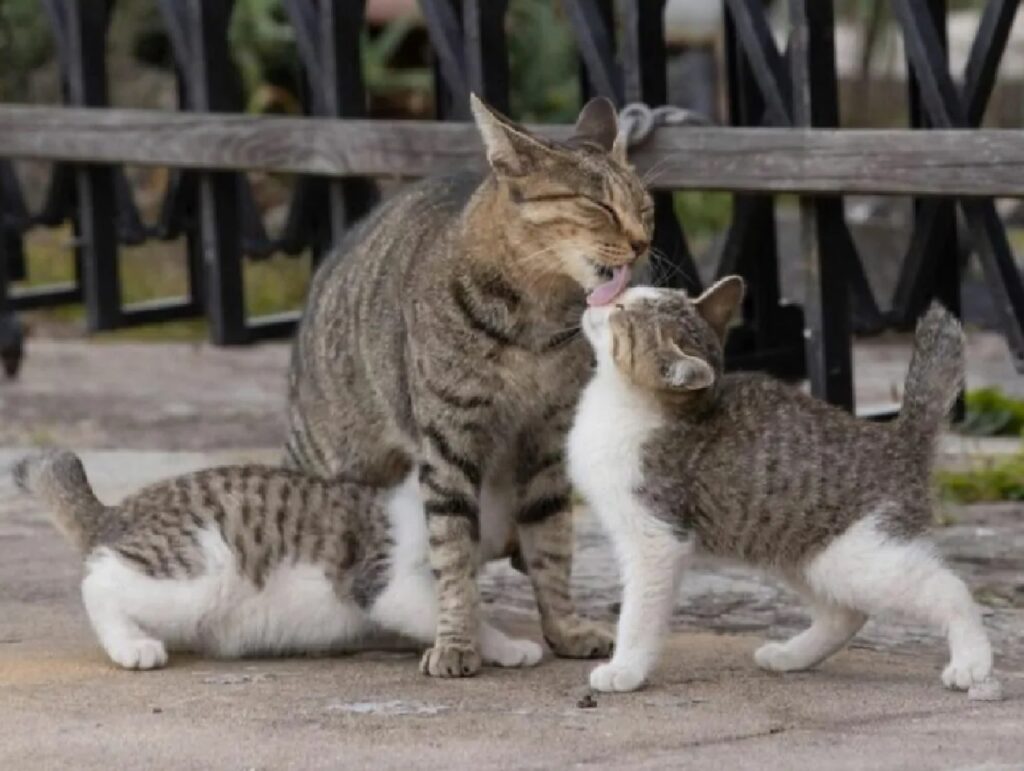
[585,199,622,228]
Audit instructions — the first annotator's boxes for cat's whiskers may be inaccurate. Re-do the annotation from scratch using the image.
[640,157,674,187]
[516,243,562,270]
[647,247,701,289]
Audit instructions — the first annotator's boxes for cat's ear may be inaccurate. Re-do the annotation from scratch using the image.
[611,130,628,165]
[694,276,745,341]
[661,345,715,391]
[470,93,552,177]
[573,97,619,153]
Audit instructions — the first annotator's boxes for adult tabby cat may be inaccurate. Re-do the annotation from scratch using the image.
[569,281,995,694]
[14,451,542,669]
[284,95,653,677]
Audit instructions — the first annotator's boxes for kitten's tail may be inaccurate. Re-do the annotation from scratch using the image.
[12,449,108,553]
[898,302,964,442]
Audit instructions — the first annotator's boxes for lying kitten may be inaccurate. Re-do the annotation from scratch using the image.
[569,278,994,694]
[13,452,541,671]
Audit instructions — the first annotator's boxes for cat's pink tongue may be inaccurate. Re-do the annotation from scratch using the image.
[587,265,632,307]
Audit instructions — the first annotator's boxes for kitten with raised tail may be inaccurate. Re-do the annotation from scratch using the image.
[12,452,541,670]
[569,279,995,695]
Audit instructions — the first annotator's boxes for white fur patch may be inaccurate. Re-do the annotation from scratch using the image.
[83,526,370,666]
[570,321,689,692]
[803,514,993,690]
[369,473,437,641]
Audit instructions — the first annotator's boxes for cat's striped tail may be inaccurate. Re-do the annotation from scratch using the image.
[898,302,965,442]
[12,449,109,553]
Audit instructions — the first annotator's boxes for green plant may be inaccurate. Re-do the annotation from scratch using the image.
[0,0,53,101]
[226,0,432,114]
[17,226,309,342]
[228,0,300,111]
[937,452,1024,503]
[362,16,432,97]
[673,191,732,245]
[959,387,1024,437]
[507,0,579,123]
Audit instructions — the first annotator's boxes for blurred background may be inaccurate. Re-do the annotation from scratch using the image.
[1,0,1023,501]
[3,0,1024,342]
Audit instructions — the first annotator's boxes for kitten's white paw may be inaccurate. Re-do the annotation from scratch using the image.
[754,641,805,673]
[589,661,645,692]
[942,645,993,691]
[481,636,544,668]
[106,638,168,670]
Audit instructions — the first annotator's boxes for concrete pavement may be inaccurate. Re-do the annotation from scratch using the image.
[2,449,1022,770]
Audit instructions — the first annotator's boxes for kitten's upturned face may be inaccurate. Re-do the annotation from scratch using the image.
[471,95,654,298]
[582,278,745,396]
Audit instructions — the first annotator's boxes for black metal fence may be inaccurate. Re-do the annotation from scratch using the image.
[1,0,1024,415]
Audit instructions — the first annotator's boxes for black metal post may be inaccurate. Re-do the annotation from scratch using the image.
[422,0,470,119]
[789,0,854,409]
[64,0,121,331]
[893,0,960,329]
[186,0,247,344]
[565,0,622,104]
[462,0,510,113]
[618,0,701,294]
[892,0,1024,368]
[0,183,24,378]
[718,4,805,380]
[318,0,377,241]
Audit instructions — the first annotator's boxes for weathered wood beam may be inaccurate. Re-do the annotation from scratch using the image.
[4,105,1024,196]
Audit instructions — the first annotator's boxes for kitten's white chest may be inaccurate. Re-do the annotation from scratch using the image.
[568,372,664,510]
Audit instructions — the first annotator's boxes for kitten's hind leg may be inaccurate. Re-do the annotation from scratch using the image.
[803,516,993,690]
[755,602,866,673]
[81,552,168,670]
[886,564,993,690]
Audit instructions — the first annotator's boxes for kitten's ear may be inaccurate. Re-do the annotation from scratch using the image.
[470,93,552,177]
[573,97,619,152]
[662,345,715,391]
[694,276,745,341]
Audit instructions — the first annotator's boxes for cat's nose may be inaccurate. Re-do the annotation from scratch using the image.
[630,239,650,258]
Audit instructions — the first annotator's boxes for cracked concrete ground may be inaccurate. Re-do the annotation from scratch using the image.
[1,338,1023,769]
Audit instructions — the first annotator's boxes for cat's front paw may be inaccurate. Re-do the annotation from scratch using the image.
[419,643,482,678]
[481,635,544,668]
[106,638,168,671]
[942,646,993,691]
[754,641,806,673]
[589,661,645,692]
[546,620,614,659]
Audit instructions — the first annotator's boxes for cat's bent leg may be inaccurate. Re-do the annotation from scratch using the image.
[804,516,993,690]
[81,552,168,670]
[517,507,613,658]
[372,565,542,668]
[514,428,613,659]
[589,516,687,692]
[755,602,866,672]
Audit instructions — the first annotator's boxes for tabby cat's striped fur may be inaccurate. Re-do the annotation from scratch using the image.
[284,96,653,676]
